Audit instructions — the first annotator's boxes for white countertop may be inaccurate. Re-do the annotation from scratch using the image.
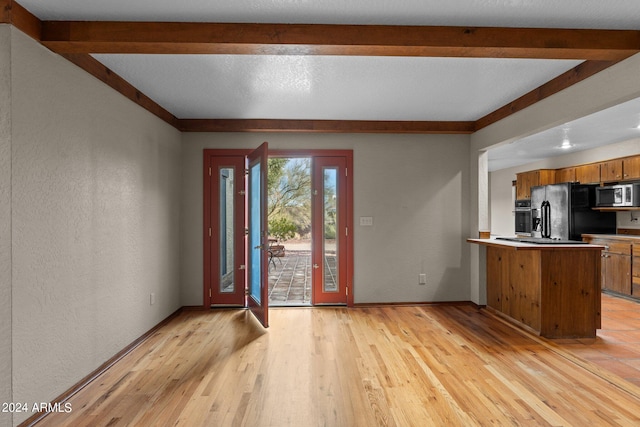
[582,233,640,241]
[467,238,605,250]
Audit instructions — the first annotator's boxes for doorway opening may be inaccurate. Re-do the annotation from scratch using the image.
[266,157,314,306]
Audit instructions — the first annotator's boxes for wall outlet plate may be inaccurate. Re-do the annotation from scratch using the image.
[419,274,427,285]
[359,216,373,226]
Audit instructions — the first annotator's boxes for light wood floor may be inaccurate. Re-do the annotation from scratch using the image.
[37,302,640,426]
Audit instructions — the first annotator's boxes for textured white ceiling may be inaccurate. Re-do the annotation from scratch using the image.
[15,0,640,171]
[17,0,640,28]
[92,54,582,121]
[488,97,640,171]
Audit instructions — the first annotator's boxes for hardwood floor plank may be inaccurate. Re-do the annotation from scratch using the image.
[35,304,640,426]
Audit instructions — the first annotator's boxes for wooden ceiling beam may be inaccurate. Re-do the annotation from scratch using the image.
[61,53,180,128]
[41,21,640,60]
[475,59,626,131]
[178,119,475,134]
[1,0,41,40]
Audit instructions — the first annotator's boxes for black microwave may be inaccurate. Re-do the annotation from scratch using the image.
[596,183,640,207]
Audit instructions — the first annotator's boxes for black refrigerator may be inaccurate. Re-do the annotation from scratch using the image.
[531,183,616,240]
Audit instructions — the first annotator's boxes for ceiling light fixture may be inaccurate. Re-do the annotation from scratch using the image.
[560,139,573,149]
[558,128,574,150]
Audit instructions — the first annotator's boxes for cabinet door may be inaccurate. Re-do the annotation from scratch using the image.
[623,156,640,181]
[515,173,527,200]
[575,164,600,184]
[603,253,632,295]
[538,169,556,186]
[633,244,640,296]
[508,250,541,331]
[555,167,576,183]
[601,159,624,182]
[486,247,508,311]
[516,170,554,200]
[516,172,535,200]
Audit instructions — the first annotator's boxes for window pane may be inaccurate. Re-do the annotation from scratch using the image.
[323,168,338,293]
[249,162,262,303]
[219,167,235,293]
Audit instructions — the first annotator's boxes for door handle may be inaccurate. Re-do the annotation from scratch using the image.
[313,264,320,269]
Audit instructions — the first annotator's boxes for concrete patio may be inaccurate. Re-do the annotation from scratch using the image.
[268,246,337,306]
[268,250,312,306]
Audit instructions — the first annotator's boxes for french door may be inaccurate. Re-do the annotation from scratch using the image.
[204,148,353,317]
[204,144,269,328]
[246,142,269,327]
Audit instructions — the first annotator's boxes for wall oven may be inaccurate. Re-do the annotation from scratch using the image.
[514,199,532,236]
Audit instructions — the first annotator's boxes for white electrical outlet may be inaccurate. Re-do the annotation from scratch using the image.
[360,216,373,226]
[419,274,427,285]
[150,293,156,305]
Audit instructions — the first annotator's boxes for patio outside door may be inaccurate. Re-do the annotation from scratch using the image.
[204,144,269,328]
[247,142,269,327]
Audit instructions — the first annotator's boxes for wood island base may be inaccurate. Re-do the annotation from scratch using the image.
[469,239,603,339]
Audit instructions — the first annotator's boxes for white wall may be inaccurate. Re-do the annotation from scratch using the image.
[0,24,12,427]
[9,29,182,424]
[490,138,640,237]
[181,133,471,304]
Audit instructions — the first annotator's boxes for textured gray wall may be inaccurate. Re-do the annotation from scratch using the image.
[10,29,182,425]
[180,133,471,305]
[0,24,13,427]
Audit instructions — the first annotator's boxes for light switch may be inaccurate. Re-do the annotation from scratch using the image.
[359,216,373,226]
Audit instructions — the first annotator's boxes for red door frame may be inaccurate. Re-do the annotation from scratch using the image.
[311,156,348,305]
[203,148,354,308]
[206,155,248,306]
[203,149,251,308]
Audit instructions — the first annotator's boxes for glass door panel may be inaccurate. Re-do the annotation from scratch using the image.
[219,167,235,294]
[247,142,269,327]
[249,162,261,302]
[312,157,347,305]
[323,167,339,293]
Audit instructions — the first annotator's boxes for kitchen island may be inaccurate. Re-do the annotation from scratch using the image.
[469,238,604,338]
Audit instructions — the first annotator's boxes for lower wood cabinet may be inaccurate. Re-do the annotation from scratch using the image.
[603,252,632,294]
[633,244,640,296]
[583,235,633,297]
[487,248,541,331]
[485,244,601,338]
